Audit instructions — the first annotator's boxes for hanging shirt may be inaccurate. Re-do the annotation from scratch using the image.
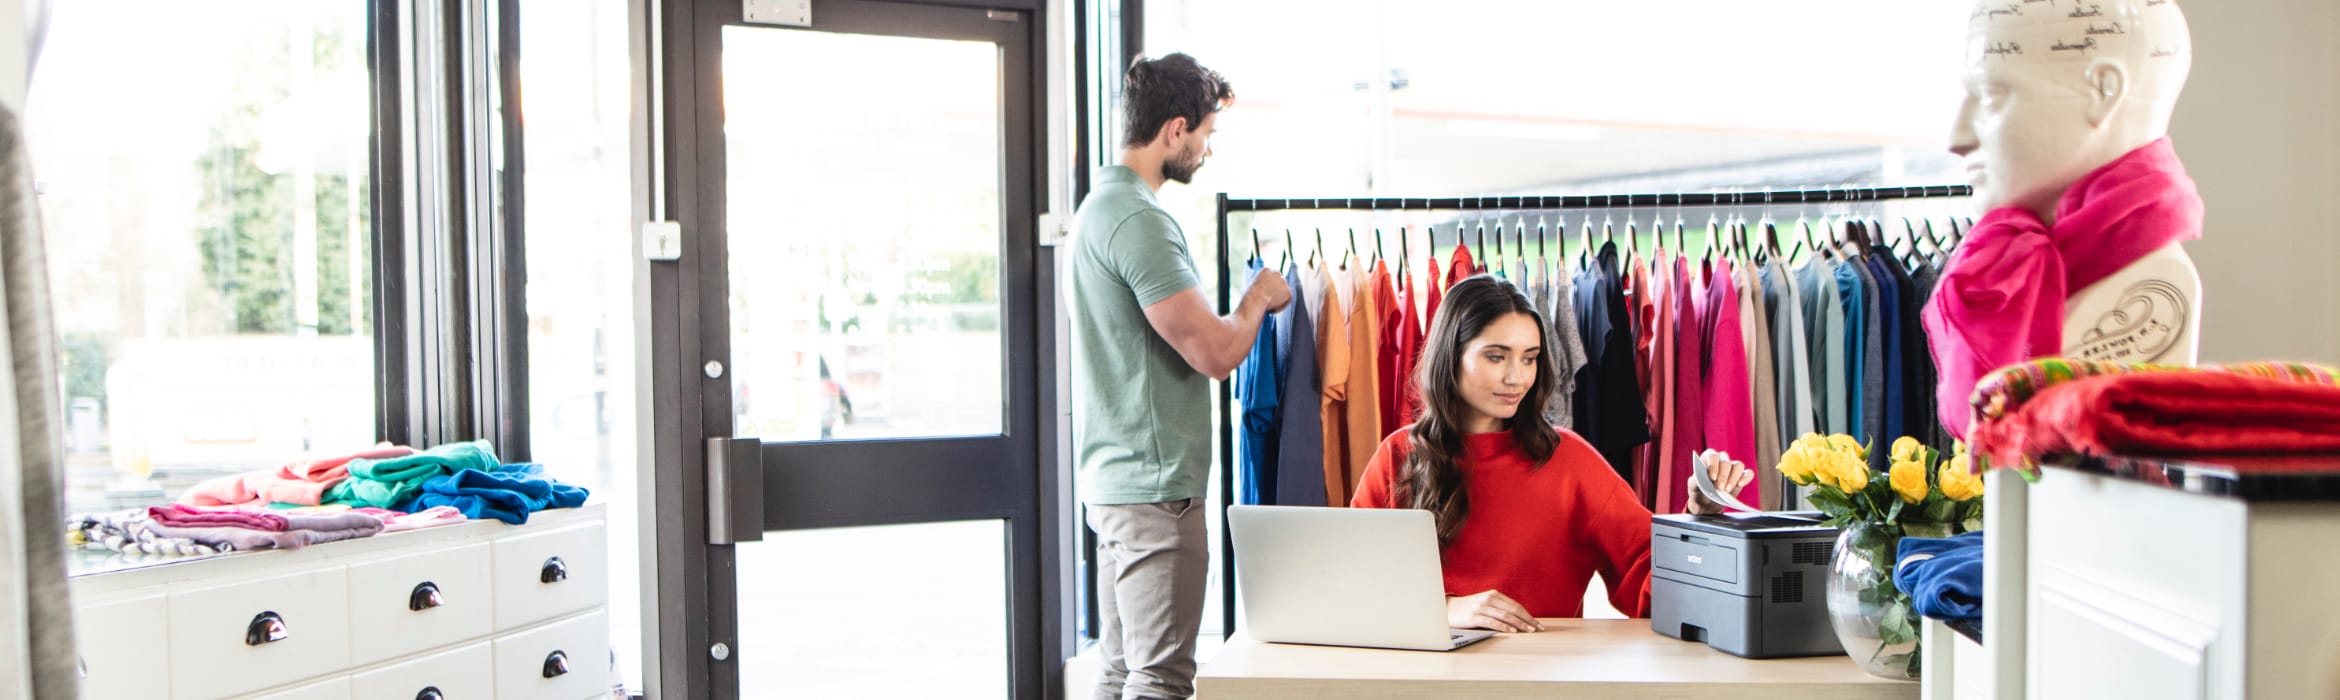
[1832,257,1868,439]
[1542,257,1589,430]
[1664,255,1706,515]
[1274,263,1327,507]
[1448,244,1477,290]
[1311,259,1353,506]
[1351,429,1655,619]
[1742,260,1782,502]
[1910,259,1948,451]
[1406,257,1440,427]
[1638,252,1674,509]
[1234,259,1283,505]
[1864,253,1905,464]
[1390,268,1422,432]
[1853,256,1886,453]
[1765,260,1818,441]
[1573,243,1650,483]
[1373,261,1406,438]
[1343,257,1386,498]
[1698,259,1757,511]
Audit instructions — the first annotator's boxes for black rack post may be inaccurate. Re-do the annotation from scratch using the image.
[1215,193,1237,639]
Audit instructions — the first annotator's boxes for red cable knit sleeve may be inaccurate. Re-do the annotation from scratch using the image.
[1570,435,1656,618]
[1349,430,1410,509]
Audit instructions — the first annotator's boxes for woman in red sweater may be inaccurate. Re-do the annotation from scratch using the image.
[1354,275,1750,633]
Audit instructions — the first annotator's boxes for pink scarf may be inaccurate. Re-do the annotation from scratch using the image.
[1923,138,2204,438]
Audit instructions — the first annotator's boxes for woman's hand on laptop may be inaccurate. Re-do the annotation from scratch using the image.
[1685,452,1754,516]
[1447,590,1543,633]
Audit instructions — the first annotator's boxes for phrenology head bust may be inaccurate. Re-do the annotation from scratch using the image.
[1951,0,2192,216]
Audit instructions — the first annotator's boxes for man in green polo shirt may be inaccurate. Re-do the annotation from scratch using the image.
[1071,53,1288,700]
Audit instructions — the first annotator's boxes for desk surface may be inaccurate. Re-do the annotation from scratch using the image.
[1200,619,1917,699]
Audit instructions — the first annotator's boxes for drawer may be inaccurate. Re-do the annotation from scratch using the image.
[493,611,609,700]
[76,593,169,700]
[348,543,493,665]
[350,641,493,700]
[239,675,352,700]
[492,523,606,629]
[169,567,353,699]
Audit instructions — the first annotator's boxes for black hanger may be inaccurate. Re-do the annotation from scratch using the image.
[1250,228,1262,264]
[1281,229,1294,269]
[1398,226,1410,282]
[1922,219,1942,256]
[1474,225,1487,271]
[1765,220,1783,261]
[1313,228,1326,265]
[1372,228,1385,266]
[1347,228,1361,265]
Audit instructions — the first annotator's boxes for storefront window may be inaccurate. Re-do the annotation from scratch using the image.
[28,0,377,515]
[517,0,643,686]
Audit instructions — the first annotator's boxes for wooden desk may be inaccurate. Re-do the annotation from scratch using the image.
[1199,619,1916,699]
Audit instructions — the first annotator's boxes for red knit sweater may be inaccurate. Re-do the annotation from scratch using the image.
[1352,428,1654,618]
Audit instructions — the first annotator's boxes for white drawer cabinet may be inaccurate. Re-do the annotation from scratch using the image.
[70,504,608,700]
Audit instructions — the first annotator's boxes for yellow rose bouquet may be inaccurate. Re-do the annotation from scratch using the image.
[1780,434,1984,537]
[1780,433,1984,680]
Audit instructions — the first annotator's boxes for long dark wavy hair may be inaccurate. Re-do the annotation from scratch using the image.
[1401,275,1561,544]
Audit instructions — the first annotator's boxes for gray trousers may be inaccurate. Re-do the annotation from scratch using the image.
[1086,498,1208,700]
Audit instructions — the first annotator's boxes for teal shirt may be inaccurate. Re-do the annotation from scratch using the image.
[1070,166,1209,505]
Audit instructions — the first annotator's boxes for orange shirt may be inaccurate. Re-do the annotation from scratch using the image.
[1351,428,1654,618]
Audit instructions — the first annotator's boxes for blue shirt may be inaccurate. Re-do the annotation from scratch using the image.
[1272,263,1326,506]
[1235,258,1283,505]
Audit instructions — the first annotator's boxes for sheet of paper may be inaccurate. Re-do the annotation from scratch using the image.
[1692,449,1762,513]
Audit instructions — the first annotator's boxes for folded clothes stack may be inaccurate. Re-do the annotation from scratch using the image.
[1965,360,2340,468]
[1894,532,1985,643]
[76,440,594,557]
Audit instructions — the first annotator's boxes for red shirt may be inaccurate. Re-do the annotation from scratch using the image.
[1351,428,1654,618]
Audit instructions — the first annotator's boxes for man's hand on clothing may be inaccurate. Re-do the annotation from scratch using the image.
[1243,266,1292,313]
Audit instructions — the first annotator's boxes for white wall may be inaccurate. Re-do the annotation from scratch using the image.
[2171,0,2340,364]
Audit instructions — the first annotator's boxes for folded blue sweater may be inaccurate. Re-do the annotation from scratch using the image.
[397,464,589,524]
[1895,531,1985,621]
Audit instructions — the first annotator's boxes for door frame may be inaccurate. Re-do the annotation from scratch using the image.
[637,0,1063,698]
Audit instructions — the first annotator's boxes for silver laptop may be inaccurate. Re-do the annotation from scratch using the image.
[1227,505,1497,651]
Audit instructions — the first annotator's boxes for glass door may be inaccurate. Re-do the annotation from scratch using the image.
[648,1,1043,698]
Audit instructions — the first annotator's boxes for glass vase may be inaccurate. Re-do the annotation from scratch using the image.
[1825,522,1921,680]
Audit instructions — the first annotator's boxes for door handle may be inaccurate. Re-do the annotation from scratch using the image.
[542,650,571,678]
[541,557,568,583]
[706,437,765,545]
[415,687,444,700]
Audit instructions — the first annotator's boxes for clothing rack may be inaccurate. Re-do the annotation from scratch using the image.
[1208,184,1973,638]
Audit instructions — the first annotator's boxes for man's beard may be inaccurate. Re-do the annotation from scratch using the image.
[1163,148,1205,184]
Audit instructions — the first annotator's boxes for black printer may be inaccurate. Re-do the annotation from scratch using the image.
[1649,511,1844,659]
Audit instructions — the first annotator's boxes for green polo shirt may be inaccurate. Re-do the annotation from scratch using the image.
[1070,166,1210,505]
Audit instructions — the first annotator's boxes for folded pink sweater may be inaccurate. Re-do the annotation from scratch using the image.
[181,444,417,508]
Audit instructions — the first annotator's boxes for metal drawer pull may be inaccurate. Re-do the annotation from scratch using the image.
[409,581,445,611]
[541,650,570,678]
[245,611,289,646]
[540,556,568,583]
[415,687,444,700]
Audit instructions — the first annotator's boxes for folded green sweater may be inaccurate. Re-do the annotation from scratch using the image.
[324,440,503,508]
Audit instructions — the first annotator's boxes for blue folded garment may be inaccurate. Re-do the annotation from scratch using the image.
[1895,531,1985,622]
[396,464,590,525]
